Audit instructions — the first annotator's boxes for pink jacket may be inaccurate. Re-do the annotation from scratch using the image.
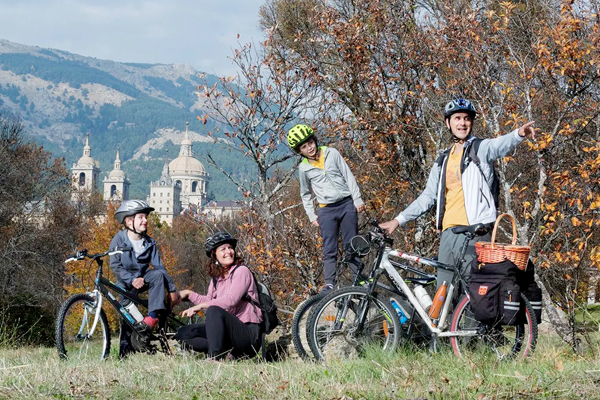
[188,264,263,324]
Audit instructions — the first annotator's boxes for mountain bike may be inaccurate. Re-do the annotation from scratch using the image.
[306,223,538,362]
[56,247,185,360]
[294,230,436,360]
[291,242,374,360]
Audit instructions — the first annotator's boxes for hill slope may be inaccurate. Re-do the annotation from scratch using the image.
[0,39,247,200]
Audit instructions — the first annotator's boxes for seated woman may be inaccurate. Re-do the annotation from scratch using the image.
[175,232,263,360]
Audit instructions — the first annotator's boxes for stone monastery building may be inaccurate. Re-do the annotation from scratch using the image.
[71,123,221,225]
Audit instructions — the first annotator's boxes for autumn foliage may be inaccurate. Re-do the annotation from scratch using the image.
[215,0,599,348]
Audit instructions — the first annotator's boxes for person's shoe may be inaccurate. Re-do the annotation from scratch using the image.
[135,316,158,332]
[321,284,334,293]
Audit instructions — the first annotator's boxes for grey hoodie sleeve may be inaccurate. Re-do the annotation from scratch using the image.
[331,148,364,208]
[395,161,441,226]
[109,233,137,287]
[299,168,318,222]
[479,129,525,162]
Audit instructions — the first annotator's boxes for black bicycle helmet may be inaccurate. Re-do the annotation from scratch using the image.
[205,231,238,257]
[115,200,155,224]
[444,98,477,120]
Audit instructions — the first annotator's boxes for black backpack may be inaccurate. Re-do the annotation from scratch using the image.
[212,269,280,335]
[436,138,500,209]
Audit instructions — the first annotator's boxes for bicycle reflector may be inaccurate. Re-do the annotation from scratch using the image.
[350,235,371,257]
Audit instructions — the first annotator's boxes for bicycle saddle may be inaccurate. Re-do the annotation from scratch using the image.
[451,223,490,236]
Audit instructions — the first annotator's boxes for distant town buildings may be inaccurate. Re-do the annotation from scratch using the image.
[70,123,242,224]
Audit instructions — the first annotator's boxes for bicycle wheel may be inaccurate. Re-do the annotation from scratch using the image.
[291,292,327,360]
[307,286,401,362]
[450,294,537,360]
[56,293,111,361]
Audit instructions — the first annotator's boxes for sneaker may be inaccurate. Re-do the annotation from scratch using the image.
[135,316,158,333]
[321,284,334,293]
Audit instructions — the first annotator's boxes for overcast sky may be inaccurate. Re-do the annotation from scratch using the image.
[0,0,266,76]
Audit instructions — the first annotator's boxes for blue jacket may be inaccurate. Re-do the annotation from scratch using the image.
[109,230,176,292]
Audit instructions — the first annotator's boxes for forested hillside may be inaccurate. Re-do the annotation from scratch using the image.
[0,39,251,200]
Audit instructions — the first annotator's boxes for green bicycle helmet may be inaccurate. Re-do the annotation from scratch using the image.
[287,124,315,151]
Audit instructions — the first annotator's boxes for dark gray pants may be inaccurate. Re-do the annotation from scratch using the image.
[118,269,171,358]
[437,227,491,295]
[318,197,361,286]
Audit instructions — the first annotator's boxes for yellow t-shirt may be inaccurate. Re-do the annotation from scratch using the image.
[442,144,469,230]
[308,150,325,169]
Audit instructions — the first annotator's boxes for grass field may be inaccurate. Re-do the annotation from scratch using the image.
[2,333,600,399]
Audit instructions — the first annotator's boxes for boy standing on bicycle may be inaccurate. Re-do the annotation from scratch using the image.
[110,200,180,356]
[380,99,535,287]
[287,124,364,292]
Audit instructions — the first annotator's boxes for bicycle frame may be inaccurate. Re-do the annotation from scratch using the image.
[380,248,468,337]
[67,248,180,339]
[364,228,478,340]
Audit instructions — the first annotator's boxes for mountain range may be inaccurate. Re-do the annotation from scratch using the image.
[0,39,252,200]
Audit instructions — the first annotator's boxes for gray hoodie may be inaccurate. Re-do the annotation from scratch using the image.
[298,146,364,222]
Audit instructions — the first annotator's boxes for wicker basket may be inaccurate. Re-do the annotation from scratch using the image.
[475,213,531,270]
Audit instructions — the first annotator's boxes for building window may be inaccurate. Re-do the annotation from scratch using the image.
[192,181,198,192]
[160,192,163,197]
[160,207,162,211]
[153,192,156,197]
[167,207,169,212]
[79,172,86,186]
[110,185,117,198]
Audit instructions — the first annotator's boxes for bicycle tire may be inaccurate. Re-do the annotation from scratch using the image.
[56,293,111,361]
[450,294,537,360]
[291,292,327,360]
[306,286,401,362]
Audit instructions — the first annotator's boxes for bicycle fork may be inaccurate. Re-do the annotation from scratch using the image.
[77,290,103,340]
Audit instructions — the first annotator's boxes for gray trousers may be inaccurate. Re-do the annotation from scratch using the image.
[317,197,361,286]
[118,269,171,358]
[437,227,491,295]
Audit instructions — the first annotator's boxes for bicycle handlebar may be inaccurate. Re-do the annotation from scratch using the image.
[64,246,132,263]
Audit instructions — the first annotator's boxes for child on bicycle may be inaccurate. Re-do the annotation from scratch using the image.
[287,124,364,292]
[110,199,181,357]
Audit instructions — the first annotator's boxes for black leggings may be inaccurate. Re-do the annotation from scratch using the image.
[174,306,262,359]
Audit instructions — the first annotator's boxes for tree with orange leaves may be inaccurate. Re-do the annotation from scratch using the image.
[254,0,600,351]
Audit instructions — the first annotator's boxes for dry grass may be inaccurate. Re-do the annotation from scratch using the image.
[1,334,600,399]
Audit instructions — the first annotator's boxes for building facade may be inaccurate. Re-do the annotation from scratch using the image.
[71,124,222,225]
[168,122,210,210]
[149,157,182,225]
[71,134,100,201]
[103,148,130,201]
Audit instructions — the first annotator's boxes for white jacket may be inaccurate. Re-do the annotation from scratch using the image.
[395,130,525,230]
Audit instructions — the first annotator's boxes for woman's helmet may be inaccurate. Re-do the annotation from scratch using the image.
[443,98,477,120]
[205,231,238,257]
[287,124,315,151]
[115,200,155,224]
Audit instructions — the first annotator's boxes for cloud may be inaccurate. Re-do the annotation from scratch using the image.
[0,0,265,76]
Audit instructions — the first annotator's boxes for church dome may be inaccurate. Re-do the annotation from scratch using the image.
[77,155,95,165]
[109,168,125,179]
[169,156,206,176]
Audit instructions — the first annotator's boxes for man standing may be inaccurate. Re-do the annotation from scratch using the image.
[380,99,535,287]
